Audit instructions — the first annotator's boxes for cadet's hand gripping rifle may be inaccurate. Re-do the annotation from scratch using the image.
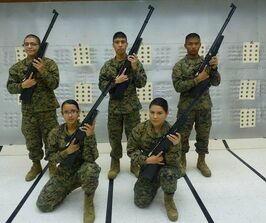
[139,87,206,181]
[61,79,115,167]
[189,3,236,97]
[20,9,59,103]
[140,4,237,180]
[109,5,154,100]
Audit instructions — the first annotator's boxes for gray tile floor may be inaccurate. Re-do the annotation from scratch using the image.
[0,138,266,223]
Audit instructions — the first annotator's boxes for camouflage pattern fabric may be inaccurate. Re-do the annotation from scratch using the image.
[7,57,60,113]
[177,108,211,154]
[99,57,147,159]
[108,110,140,159]
[22,110,58,161]
[127,120,182,168]
[172,55,220,111]
[99,57,147,114]
[37,162,100,212]
[36,123,100,212]
[7,57,60,161]
[172,55,220,154]
[127,120,181,207]
[45,123,99,167]
[134,166,179,208]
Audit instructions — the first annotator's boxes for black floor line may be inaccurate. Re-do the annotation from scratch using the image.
[184,174,214,223]
[6,164,48,223]
[105,179,114,223]
[222,139,266,182]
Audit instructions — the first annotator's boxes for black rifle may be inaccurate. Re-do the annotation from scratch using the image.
[140,4,237,181]
[61,79,115,167]
[109,5,154,100]
[189,3,236,97]
[140,83,210,181]
[20,9,59,103]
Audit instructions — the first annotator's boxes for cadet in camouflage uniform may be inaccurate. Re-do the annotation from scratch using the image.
[37,100,100,223]
[127,98,182,222]
[99,32,147,179]
[6,34,59,181]
[172,33,221,177]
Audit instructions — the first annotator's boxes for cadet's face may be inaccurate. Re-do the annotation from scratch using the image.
[62,104,80,125]
[113,38,128,55]
[23,37,40,58]
[185,37,201,56]
[149,105,168,129]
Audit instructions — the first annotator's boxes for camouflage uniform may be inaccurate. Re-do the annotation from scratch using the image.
[37,123,101,212]
[99,57,147,159]
[172,55,221,154]
[7,57,59,161]
[127,120,182,207]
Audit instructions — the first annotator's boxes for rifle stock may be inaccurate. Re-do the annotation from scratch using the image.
[110,5,154,100]
[20,10,59,104]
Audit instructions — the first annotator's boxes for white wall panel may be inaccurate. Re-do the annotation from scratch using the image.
[0,0,265,144]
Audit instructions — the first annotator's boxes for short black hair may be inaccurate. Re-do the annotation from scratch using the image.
[113,32,127,41]
[149,97,168,113]
[185,33,200,43]
[61,99,80,111]
[24,34,41,45]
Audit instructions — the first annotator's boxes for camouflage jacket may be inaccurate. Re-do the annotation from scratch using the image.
[172,55,221,110]
[7,57,60,114]
[99,57,147,114]
[46,123,98,170]
[127,120,181,168]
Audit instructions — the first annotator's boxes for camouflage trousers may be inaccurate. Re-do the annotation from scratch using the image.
[36,162,101,212]
[21,110,58,161]
[177,108,212,154]
[108,110,140,159]
[134,166,179,208]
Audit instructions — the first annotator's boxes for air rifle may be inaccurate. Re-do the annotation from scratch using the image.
[189,3,236,97]
[139,83,210,181]
[20,9,59,103]
[110,5,154,99]
[61,79,114,167]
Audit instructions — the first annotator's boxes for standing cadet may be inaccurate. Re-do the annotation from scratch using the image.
[99,31,147,179]
[6,34,59,181]
[127,97,182,222]
[172,33,221,177]
[37,99,100,223]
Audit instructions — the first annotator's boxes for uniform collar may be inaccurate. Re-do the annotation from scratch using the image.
[63,121,80,134]
[146,120,169,138]
[113,55,127,62]
[184,54,202,65]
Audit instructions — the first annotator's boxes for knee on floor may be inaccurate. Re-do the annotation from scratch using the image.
[134,198,151,208]
[36,201,54,213]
